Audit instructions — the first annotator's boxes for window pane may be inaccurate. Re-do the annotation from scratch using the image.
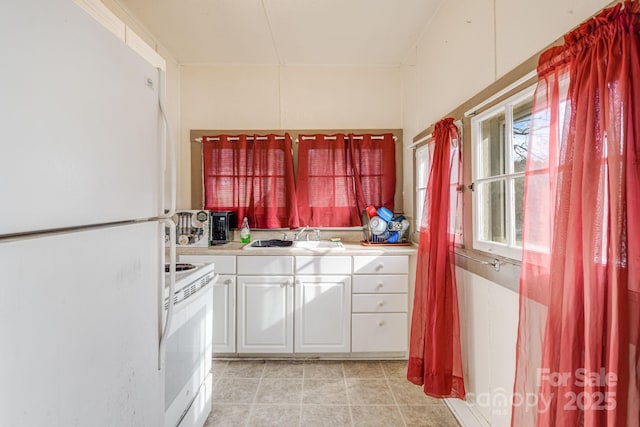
[512,98,533,173]
[514,176,525,246]
[479,113,506,178]
[478,180,506,244]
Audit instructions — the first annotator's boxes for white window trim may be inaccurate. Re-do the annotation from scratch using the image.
[471,85,535,260]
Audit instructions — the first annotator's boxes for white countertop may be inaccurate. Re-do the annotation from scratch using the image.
[176,241,417,256]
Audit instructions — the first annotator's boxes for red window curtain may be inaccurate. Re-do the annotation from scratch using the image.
[296,133,395,227]
[512,3,640,426]
[202,133,299,228]
[407,118,465,399]
[349,133,396,212]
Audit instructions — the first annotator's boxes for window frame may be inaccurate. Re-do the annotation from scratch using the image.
[470,85,535,260]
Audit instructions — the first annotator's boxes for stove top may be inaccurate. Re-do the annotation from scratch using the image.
[164,261,216,290]
[163,261,217,308]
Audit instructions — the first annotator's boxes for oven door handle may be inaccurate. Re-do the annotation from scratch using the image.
[159,217,176,371]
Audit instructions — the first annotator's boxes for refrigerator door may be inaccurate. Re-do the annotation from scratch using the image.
[0,222,163,427]
[0,0,163,235]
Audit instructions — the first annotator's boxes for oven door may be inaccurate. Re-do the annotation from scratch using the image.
[164,278,215,427]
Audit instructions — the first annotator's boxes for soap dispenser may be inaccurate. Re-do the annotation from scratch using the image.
[240,217,251,243]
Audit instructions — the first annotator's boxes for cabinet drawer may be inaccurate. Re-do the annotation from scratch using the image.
[352,294,407,313]
[237,256,293,275]
[178,255,236,275]
[352,275,408,293]
[353,256,408,274]
[295,256,351,275]
[352,313,407,352]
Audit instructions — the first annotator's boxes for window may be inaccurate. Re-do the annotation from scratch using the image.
[413,125,462,242]
[296,133,396,227]
[202,133,299,229]
[471,86,535,259]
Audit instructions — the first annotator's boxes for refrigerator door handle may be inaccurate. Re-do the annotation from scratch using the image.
[159,218,176,370]
[158,68,176,219]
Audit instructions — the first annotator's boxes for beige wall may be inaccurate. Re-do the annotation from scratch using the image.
[180,64,402,208]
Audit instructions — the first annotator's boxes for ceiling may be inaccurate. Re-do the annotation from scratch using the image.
[117,0,441,66]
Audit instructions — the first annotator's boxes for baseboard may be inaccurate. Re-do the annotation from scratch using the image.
[444,398,491,427]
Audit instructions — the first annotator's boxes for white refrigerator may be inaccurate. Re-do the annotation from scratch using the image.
[0,1,174,426]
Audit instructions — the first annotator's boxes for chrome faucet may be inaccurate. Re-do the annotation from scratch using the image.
[293,226,308,241]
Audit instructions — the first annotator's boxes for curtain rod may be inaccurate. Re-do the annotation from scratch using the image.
[296,135,397,142]
[194,136,287,143]
[464,69,537,117]
[456,251,502,272]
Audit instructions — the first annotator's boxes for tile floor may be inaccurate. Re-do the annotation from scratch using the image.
[204,359,460,427]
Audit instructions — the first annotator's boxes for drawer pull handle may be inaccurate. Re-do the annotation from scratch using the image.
[377,301,384,307]
[376,283,384,289]
[378,320,385,327]
[376,263,384,270]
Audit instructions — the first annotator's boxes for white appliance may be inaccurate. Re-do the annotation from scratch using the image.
[164,263,216,427]
[0,1,211,426]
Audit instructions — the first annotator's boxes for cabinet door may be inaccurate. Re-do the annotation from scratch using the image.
[237,276,293,353]
[212,275,236,353]
[295,276,351,353]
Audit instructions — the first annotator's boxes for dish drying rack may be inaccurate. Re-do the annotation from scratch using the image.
[361,211,411,245]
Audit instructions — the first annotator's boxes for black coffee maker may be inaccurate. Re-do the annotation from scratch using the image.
[209,211,237,245]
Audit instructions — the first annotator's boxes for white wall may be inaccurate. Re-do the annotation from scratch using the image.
[180,64,402,208]
[456,268,519,426]
[402,1,611,426]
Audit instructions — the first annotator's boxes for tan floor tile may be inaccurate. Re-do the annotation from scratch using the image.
[212,378,260,403]
[380,360,408,379]
[399,405,460,427]
[301,405,351,426]
[211,359,229,377]
[205,404,252,426]
[343,361,384,378]
[346,379,394,405]
[256,379,303,404]
[248,404,301,427]
[351,405,404,427]
[222,360,266,378]
[263,360,304,378]
[303,379,348,405]
[388,379,442,405]
[303,361,344,379]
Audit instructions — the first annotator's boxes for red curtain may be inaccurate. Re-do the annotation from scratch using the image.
[512,3,640,426]
[296,133,395,227]
[202,133,299,228]
[407,118,465,399]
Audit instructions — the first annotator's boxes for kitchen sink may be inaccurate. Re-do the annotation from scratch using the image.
[248,239,293,248]
[292,240,344,250]
[243,239,345,250]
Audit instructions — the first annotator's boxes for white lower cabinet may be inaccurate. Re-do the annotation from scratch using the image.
[237,275,294,353]
[295,275,351,353]
[178,255,237,354]
[181,252,411,356]
[352,313,407,352]
[295,256,352,353]
[237,256,294,353]
[212,275,236,353]
[352,255,409,353]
